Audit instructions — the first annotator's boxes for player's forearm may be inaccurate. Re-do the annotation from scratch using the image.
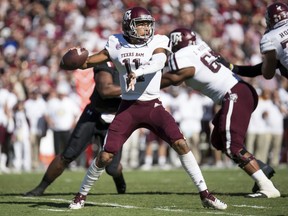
[261,50,278,79]
[160,73,182,88]
[81,50,110,69]
[160,77,172,89]
[98,85,121,98]
[262,59,277,80]
[134,53,166,77]
[232,63,262,77]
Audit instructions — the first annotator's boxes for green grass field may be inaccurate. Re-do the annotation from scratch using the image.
[0,167,287,216]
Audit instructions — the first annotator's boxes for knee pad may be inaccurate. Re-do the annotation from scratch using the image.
[231,149,255,168]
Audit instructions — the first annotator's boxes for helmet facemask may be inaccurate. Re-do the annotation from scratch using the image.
[122,7,155,44]
[129,18,155,43]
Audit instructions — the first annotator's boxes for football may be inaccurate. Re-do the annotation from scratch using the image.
[60,47,89,70]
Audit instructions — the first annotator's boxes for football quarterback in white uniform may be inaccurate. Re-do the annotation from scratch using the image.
[63,7,227,211]
[105,33,169,101]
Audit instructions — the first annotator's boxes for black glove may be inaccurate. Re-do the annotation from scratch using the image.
[214,52,234,70]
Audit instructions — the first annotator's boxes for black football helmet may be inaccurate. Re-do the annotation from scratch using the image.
[169,28,197,52]
[265,2,288,30]
[122,7,155,43]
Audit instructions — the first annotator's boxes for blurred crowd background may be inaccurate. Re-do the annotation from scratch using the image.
[1,0,288,174]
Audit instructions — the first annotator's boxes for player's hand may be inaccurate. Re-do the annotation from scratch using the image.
[127,72,137,91]
[215,54,234,70]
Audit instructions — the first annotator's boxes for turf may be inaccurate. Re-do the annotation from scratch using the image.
[0,167,287,216]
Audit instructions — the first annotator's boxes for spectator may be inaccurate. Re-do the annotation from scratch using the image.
[245,89,271,163]
[178,89,204,164]
[45,82,80,156]
[24,88,47,170]
[121,129,142,169]
[12,100,31,173]
[0,80,17,173]
[265,91,285,167]
[140,130,170,170]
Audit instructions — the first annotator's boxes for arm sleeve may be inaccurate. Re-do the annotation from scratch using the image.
[233,63,263,77]
[134,53,167,77]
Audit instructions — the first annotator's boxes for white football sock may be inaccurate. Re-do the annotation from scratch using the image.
[251,169,274,190]
[179,151,207,192]
[79,158,105,196]
[251,169,268,181]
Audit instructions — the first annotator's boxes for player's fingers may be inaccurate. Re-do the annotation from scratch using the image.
[128,78,136,91]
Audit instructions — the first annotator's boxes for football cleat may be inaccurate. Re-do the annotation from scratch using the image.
[252,161,275,193]
[246,187,280,198]
[68,193,86,209]
[201,193,227,210]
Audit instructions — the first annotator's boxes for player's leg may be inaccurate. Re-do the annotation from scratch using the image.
[149,100,227,210]
[170,138,227,210]
[69,148,126,203]
[70,102,135,209]
[69,150,119,209]
[227,149,279,198]
[24,104,98,196]
[251,159,275,193]
[105,147,126,194]
[69,148,126,209]
[213,82,279,198]
[69,155,105,209]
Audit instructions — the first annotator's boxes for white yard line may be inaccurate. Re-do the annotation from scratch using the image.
[40,208,68,212]
[20,196,259,215]
[232,204,271,209]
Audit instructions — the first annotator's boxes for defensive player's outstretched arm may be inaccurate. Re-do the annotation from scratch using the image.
[232,63,263,77]
[232,61,288,79]
[161,67,195,89]
[216,55,262,77]
[80,49,110,69]
[96,71,121,98]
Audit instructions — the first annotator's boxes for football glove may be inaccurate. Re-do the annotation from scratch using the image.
[215,53,234,71]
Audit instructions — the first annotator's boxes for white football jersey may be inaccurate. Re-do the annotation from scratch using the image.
[105,34,170,101]
[168,40,241,104]
[260,21,288,69]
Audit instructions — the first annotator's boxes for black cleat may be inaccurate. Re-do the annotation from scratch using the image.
[23,187,44,197]
[113,173,126,194]
[252,160,275,193]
